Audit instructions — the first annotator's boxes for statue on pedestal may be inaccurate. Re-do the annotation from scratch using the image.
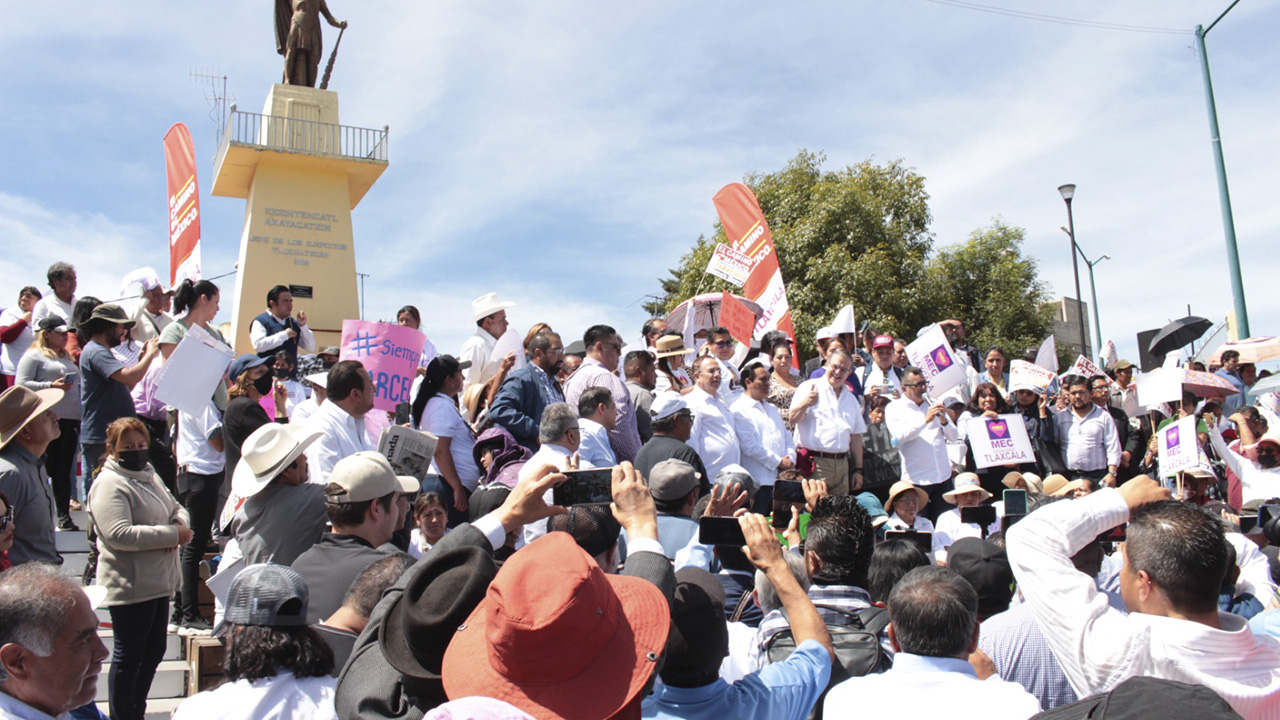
[274,0,347,88]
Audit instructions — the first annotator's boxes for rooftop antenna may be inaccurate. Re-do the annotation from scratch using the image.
[190,68,235,145]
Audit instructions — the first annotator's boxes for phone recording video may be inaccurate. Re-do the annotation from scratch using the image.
[551,468,615,507]
[699,516,747,547]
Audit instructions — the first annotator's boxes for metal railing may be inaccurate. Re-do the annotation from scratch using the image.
[218,105,388,162]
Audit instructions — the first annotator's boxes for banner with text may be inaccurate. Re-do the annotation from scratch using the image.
[163,122,202,286]
[720,291,756,346]
[905,324,967,397]
[1065,354,1110,385]
[1010,359,1056,393]
[966,413,1036,469]
[1157,416,1198,476]
[704,244,752,287]
[713,182,797,370]
[339,320,426,412]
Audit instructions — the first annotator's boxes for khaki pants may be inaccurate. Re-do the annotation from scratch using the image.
[811,455,851,496]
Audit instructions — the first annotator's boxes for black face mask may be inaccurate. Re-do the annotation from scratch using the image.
[117,449,149,473]
[1260,453,1278,470]
[273,367,292,380]
[253,373,275,396]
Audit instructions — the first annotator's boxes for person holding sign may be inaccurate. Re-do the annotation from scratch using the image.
[790,348,865,495]
[1051,376,1120,489]
[885,367,957,517]
[957,383,1014,497]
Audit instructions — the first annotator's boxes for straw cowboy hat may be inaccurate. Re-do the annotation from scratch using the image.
[471,292,516,323]
[653,334,695,359]
[231,424,324,499]
[942,472,993,504]
[1001,471,1043,495]
[0,386,64,450]
[884,479,929,515]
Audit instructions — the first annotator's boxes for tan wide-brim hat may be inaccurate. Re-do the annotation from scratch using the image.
[1001,471,1043,494]
[1042,474,1088,497]
[884,480,929,514]
[942,472,993,504]
[653,334,695,359]
[0,386,64,449]
[231,423,325,499]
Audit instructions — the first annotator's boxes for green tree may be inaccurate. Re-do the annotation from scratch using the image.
[647,151,1052,363]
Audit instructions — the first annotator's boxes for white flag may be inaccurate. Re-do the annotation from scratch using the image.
[1035,336,1058,373]
[1102,339,1117,370]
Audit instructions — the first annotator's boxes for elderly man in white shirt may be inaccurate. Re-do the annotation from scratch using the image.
[304,360,375,485]
[686,354,741,482]
[1007,475,1280,719]
[732,361,795,513]
[885,365,958,518]
[458,292,515,392]
[790,347,866,496]
[517,401,592,547]
[824,565,1040,719]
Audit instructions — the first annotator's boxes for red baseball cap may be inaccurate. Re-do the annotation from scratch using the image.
[873,334,894,349]
[442,532,669,719]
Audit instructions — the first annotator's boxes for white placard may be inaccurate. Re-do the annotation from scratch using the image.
[1157,416,1198,476]
[483,328,527,382]
[704,243,753,287]
[905,324,967,397]
[1136,367,1183,408]
[153,324,235,416]
[966,413,1037,469]
[1035,335,1058,372]
[1065,355,1111,384]
[1010,359,1056,393]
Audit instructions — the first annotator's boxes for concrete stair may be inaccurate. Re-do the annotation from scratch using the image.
[60,509,204,719]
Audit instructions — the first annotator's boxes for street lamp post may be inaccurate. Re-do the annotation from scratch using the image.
[1060,228,1110,363]
[1058,184,1089,359]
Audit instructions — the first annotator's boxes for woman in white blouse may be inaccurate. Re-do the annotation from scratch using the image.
[883,479,934,533]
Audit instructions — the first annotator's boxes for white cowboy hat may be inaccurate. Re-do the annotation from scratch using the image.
[231,424,325,499]
[471,292,516,323]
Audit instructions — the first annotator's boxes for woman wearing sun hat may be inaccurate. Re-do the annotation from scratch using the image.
[653,332,695,394]
[883,479,934,533]
[933,472,1002,561]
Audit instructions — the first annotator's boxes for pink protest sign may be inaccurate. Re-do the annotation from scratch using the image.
[339,320,427,412]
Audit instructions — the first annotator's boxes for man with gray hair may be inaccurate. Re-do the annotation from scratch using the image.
[791,347,866,495]
[0,563,110,718]
[516,401,592,546]
[823,565,1040,718]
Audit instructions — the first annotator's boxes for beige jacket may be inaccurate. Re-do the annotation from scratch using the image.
[88,458,190,606]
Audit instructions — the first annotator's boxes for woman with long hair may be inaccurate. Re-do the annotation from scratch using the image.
[977,345,1009,398]
[957,381,1013,497]
[653,332,694,394]
[15,316,81,530]
[89,417,191,720]
[412,355,478,526]
[159,279,222,359]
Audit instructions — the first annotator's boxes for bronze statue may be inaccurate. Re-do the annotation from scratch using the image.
[274,0,347,88]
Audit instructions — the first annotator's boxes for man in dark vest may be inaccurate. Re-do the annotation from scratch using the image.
[250,284,315,375]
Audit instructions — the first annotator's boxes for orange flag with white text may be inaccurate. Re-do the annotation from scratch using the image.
[164,123,202,286]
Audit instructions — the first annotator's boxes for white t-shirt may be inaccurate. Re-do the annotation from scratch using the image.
[30,295,74,329]
[0,306,33,375]
[423,393,480,491]
[177,401,225,476]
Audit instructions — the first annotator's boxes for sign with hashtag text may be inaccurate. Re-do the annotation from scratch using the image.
[339,320,426,412]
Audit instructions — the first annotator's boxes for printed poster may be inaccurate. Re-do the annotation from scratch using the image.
[905,324,967,397]
[1157,416,1198,476]
[339,320,426,412]
[966,413,1036,469]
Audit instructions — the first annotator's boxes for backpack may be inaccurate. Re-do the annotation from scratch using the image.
[763,603,891,719]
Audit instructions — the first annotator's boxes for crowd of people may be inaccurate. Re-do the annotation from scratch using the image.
[0,262,1279,720]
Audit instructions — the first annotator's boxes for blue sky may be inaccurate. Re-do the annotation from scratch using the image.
[2,1,1277,364]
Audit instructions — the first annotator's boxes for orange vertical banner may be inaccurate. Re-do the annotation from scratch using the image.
[712,182,796,367]
[164,123,202,286]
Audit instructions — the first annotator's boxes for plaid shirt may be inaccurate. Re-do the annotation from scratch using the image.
[978,601,1078,710]
[756,584,894,660]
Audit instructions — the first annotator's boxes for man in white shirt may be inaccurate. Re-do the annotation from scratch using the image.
[885,365,957,516]
[824,565,1040,719]
[517,402,591,547]
[1109,360,1142,419]
[459,292,515,392]
[706,326,744,405]
[1007,475,1280,719]
[685,355,741,482]
[1052,375,1120,488]
[576,386,618,468]
[860,334,903,404]
[791,348,866,496]
[731,362,795,513]
[250,284,316,373]
[29,262,76,330]
[305,360,376,485]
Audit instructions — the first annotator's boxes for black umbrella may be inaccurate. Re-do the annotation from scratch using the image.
[1147,316,1213,358]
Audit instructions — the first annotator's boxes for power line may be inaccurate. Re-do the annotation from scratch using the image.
[919,0,1193,35]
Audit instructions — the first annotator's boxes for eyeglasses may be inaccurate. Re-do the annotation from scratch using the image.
[712,340,734,348]
[0,509,12,533]
[603,342,623,352]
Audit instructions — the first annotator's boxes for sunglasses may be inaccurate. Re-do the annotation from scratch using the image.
[0,509,12,533]
[712,340,734,348]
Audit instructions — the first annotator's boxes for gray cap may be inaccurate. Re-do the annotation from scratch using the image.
[223,563,309,628]
[649,459,700,501]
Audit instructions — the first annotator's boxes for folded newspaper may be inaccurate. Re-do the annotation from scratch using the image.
[379,425,439,481]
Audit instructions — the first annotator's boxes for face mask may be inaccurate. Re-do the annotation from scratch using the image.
[118,449,149,473]
[253,373,275,395]
[273,367,291,379]
[1260,453,1278,469]
[694,338,707,352]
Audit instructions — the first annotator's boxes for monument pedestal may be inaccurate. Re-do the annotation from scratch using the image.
[212,84,388,353]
